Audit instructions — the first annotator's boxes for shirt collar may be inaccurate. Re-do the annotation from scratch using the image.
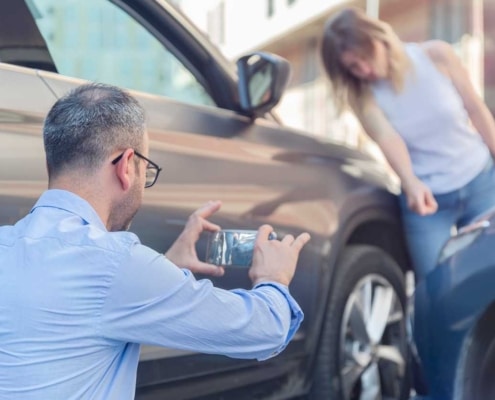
[31,189,108,231]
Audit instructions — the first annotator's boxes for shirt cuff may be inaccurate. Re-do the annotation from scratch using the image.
[253,282,304,349]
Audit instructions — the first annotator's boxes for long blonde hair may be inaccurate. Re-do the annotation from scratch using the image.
[321,7,411,114]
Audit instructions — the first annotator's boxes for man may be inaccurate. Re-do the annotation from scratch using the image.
[0,83,310,399]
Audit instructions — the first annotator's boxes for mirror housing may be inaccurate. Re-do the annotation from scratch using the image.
[237,52,291,118]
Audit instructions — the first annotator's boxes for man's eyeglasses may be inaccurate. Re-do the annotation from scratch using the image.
[112,150,162,188]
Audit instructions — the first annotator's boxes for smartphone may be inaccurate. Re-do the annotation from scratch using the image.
[205,229,277,267]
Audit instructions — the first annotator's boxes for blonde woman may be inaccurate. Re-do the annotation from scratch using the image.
[321,7,495,281]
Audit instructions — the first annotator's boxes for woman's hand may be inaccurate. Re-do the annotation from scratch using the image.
[165,200,225,277]
[402,177,438,215]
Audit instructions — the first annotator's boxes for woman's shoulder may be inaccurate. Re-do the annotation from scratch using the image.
[418,40,455,64]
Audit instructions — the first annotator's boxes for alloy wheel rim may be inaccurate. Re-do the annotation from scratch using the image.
[339,274,406,400]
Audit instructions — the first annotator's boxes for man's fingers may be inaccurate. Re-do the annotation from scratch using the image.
[193,262,225,277]
[203,220,221,232]
[257,224,275,242]
[279,232,310,252]
[281,234,295,245]
[194,200,222,218]
[187,201,222,233]
[260,228,310,252]
[203,264,225,277]
[291,232,311,251]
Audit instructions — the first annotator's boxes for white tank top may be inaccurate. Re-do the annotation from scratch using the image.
[370,43,490,194]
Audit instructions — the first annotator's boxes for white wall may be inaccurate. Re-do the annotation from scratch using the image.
[179,0,346,58]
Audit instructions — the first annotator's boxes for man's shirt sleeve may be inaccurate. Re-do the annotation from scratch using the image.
[99,243,304,361]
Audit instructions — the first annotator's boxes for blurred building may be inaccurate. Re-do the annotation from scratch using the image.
[176,0,492,156]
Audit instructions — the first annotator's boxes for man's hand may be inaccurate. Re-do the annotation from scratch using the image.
[249,225,311,287]
[165,200,225,277]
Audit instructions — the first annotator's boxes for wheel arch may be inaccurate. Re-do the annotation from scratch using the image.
[347,216,411,273]
[330,203,412,278]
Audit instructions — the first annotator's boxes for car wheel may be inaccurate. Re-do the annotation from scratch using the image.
[311,245,410,400]
[458,311,495,400]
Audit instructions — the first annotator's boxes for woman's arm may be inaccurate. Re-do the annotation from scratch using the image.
[353,100,438,215]
[424,40,495,157]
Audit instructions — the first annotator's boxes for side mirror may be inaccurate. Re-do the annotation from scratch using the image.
[236,52,291,118]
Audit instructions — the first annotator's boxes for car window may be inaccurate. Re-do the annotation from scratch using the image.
[25,0,215,107]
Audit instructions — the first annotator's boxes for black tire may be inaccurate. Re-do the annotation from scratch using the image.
[459,309,495,400]
[310,245,410,400]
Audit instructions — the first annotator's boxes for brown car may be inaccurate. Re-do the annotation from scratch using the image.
[0,0,412,399]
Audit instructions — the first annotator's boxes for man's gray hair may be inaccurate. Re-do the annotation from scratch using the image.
[43,82,146,178]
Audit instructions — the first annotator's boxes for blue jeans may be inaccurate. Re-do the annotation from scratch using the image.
[399,158,495,281]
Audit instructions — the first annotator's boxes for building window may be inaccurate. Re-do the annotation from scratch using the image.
[267,0,274,18]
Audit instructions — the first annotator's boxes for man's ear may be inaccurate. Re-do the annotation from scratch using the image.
[114,149,135,191]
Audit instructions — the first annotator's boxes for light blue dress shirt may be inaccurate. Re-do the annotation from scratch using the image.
[0,190,303,400]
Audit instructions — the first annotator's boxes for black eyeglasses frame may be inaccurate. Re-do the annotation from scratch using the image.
[111,150,162,188]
